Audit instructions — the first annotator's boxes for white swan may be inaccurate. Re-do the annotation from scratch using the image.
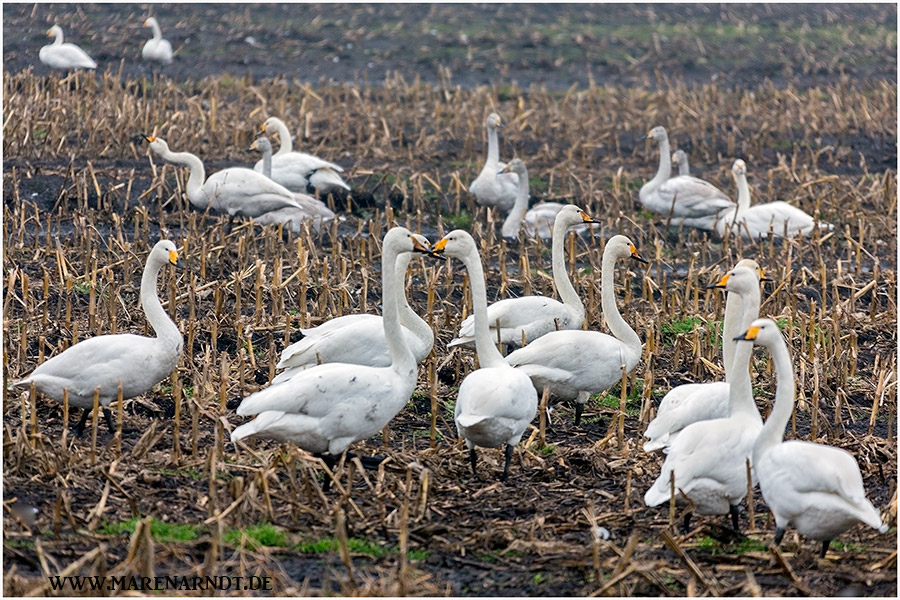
[468,113,519,210]
[11,240,183,435]
[499,159,594,240]
[433,230,538,481]
[39,25,97,70]
[231,228,430,471]
[740,318,888,558]
[272,244,434,383]
[503,235,647,425]
[715,159,832,239]
[644,264,764,531]
[255,117,350,195]
[643,260,768,452]
[640,126,734,220]
[142,17,173,64]
[247,136,335,232]
[144,135,301,225]
[672,150,690,176]
[449,204,597,350]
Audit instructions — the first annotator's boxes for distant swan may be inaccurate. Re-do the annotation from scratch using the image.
[39,25,96,70]
[256,117,350,195]
[672,150,690,176]
[142,17,173,64]
[741,318,888,558]
[469,113,519,210]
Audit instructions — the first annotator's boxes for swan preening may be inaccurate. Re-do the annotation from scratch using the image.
[640,126,735,220]
[231,228,432,482]
[142,17,173,64]
[642,259,769,453]
[644,266,764,531]
[504,234,647,425]
[11,240,183,435]
[740,318,887,557]
[39,25,97,70]
[469,113,519,210]
[247,136,336,232]
[144,135,301,226]
[449,204,597,351]
[255,117,350,195]
[434,230,538,481]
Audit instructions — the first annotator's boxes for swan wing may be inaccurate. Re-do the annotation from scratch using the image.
[203,168,300,216]
[469,169,519,209]
[450,296,578,348]
[643,381,730,452]
[652,176,735,218]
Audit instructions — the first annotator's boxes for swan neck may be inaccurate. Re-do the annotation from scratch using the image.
[721,290,742,381]
[395,253,430,338]
[600,248,641,355]
[500,171,529,237]
[52,30,63,45]
[158,147,206,204]
[649,136,672,189]
[462,246,508,368]
[141,256,179,343]
[755,336,794,455]
[736,173,751,214]
[486,123,500,166]
[550,218,584,319]
[382,243,416,373]
[150,22,162,39]
[261,146,272,178]
[271,120,292,155]
[727,331,759,418]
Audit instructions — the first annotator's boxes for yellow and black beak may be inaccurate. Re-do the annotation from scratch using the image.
[708,272,730,290]
[629,244,648,264]
[245,140,258,152]
[168,249,184,269]
[579,210,598,224]
[758,268,772,282]
[142,134,156,143]
[432,237,449,255]
[412,236,443,259]
[734,325,760,341]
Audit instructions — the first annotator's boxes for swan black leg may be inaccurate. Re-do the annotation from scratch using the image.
[103,408,116,434]
[574,402,584,426]
[774,527,786,546]
[468,447,478,477]
[501,444,514,482]
[682,512,693,534]
[316,453,338,492]
[820,540,830,558]
[729,504,740,530]
[72,408,92,437]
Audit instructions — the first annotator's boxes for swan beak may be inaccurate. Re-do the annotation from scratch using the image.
[168,250,184,269]
[629,244,648,264]
[142,134,156,143]
[758,268,772,282]
[46,29,53,37]
[411,236,442,259]
[245,141,258,152]
[646,130,654,139]
[579,210,598,224]
[259,123,268,134]
[708,273,730,289]
[432,238,449,255]
[734,325,760,341]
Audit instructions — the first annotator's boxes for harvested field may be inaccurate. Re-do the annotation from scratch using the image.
[3,3,897,597]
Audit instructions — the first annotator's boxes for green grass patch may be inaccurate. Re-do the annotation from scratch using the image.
[225,522,287,549]
[661,316,704,338]
[444,210,474,230]
[97,517,201,543]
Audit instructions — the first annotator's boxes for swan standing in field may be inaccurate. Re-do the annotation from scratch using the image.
[672,150,690,176]
[499,159,594,240]
[273,243,434,383]
[643,260,769,452]
[449,204,597,351]
[739,318,888,558]
[640,126,734,220]
[469,113,519,211]
[143,135,301,227]
[39,25,97,70]
[644,266,764,532]
[247,136,335,232]
[255,117,350,195]
[503,235,647,425]
[714,159,832,239]
[434,230,538,481]
[10,240,183,435]
[231,228,432,481]
[142,17,173,64]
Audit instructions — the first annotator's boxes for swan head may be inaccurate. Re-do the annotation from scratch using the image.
[556,204,597,228]
[732,159,747,177]
[501,157,527,176]
[143,17,158,28]
[671,149,687,164]
[734,258,772,282]
[383,227,435,257]
[247,136,272,154]
[710,265,760,294]
[486,113,503,129]
[142,135,170,155]
[151,239,183,269]
[647,126,668,142]
[431,229,477,260]
[606,234,648,264]
[734,318,782,347]
[47,25,63,39]
[260,116,286,134]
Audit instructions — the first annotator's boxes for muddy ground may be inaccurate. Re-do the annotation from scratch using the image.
[3,3,898,598]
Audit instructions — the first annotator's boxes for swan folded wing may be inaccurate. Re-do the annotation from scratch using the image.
[452,296,577,347]
[309,168,351,192]
[299,314,380,338]
[731,203,817,238]
[644,382,730,450]
[656,177,735,218]
[203,168,300,215]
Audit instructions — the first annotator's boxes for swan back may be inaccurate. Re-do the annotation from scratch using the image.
[40,25,97,70]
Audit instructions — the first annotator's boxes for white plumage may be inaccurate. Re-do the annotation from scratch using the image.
[39,25,97,70]
[230,228,429,461]
[434,230,538,480]
[469,113,519,210]
[714,159,832,239]
[741,318,887,557]
[504,235,647,425]
[144,135,301,220]
[142,17,173,64]
[644,266,764,531]
[672,149,690,176]
[643,259,767,452]
[449,204,596,350]
[254,117,349,195]
[11,240,183,432]
[640,126,734,221]
[273,248,433,383]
